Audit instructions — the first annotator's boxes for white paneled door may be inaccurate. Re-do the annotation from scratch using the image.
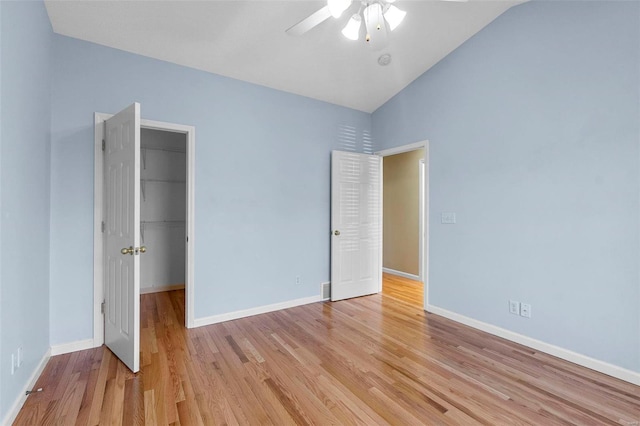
[331,151,381,301]
[104,103,141,372]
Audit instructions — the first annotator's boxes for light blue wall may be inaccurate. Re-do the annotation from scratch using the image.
[373,1,640,372]
[49,35,372,345]
[0,0,52,420]
[9,0,637,399]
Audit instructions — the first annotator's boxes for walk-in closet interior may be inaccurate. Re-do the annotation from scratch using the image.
[140,128,187,293]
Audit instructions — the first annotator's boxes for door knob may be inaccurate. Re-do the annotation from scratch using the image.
[334,230,340,236]
[121,246,134,255]
[139,246,147,254]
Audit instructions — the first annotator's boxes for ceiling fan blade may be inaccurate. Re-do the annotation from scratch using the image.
[286,5,332,36]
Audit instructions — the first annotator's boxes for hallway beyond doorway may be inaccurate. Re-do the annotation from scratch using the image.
[382,272,423,308]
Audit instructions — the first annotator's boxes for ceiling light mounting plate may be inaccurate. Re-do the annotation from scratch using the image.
[377,53,391,66]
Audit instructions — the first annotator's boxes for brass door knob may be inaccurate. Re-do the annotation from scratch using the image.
[139,246,147,253]
[334,230,340,236]
[121,246,134,255]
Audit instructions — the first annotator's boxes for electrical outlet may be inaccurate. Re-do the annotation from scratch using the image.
[17,346,23,368]
[11,353,16,375]
[295,276,301,285]
[441,212,456,224]
[509,300,520,315]
[520,303,532,318]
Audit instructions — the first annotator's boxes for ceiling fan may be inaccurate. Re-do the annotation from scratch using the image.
[286,0,466,50]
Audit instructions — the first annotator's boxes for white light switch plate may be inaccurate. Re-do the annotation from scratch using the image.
[509,300,520,315]
[441,212,456,224]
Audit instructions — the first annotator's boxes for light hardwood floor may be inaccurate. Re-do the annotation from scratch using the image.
[14,273,640,425]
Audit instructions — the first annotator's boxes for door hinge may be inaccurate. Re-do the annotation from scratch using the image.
[101,221,105,233]
[102,139,105,151]
[101,300,105,314]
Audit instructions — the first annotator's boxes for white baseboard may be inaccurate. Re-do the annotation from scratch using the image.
[426,304,640,386]
[140,283,185,294]
[1,347,51,426]
[194,294,324,328]
[50,338,95,356]
[382,267,421,281]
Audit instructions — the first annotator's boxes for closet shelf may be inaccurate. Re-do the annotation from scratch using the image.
[142,145,186,154]
[141,220,185,224]
[141,178,186,183]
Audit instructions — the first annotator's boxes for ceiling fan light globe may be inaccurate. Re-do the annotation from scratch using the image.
[364,3,384,32]
[341,14,361,40]
[383,5,406,31]
[328,0,352,18]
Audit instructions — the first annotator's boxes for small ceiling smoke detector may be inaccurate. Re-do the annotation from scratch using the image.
[378,53,391,66]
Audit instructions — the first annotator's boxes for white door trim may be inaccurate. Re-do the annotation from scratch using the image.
[375,141,426,157]
[419,158,425,283]
[375,140,429,310]
[93,112,196,347]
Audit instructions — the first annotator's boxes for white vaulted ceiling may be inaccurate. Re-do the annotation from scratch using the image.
[44,0,521,113]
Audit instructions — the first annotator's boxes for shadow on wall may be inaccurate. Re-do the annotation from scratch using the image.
[337,123,374,154]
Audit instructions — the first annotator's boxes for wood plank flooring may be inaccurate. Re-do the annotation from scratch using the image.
[14,273,640,425]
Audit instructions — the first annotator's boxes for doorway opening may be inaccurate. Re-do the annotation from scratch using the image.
[376,141,429,310]
[139,128,187,297]
[93,113,196,350]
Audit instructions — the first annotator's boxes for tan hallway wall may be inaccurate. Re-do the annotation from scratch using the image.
[383,149,423,276]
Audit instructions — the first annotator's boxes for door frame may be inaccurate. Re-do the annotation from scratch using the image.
[375,140,430,310]
[93,112,196,347]
[419,158,425,283]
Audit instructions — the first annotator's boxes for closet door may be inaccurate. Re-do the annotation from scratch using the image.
[104,103,141,373]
